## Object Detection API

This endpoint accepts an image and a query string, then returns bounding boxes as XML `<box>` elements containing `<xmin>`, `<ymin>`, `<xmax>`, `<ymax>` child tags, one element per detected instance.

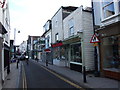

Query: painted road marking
<box><xmin>40</xmin><ymin>65</ymin><xmax>85</xmax><ymax>90</ymax></box>
<box><xmin>22</xmin><ymin>63</ymin><xmax>27</xmax><ymax>90</ymax></box>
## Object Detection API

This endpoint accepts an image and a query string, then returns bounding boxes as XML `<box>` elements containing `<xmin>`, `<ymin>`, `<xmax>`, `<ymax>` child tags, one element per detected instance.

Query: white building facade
<box><xmin>51</xmin><ymin>6</ymin><xmax>78</xmax><ymax>66</ymax></box>
<box><xmin>0</xmin><ymin>0</ymin><xmax>10</xmax><ymax>88</ymax></box>
<box><xmin>19</xmin><ymin>41</ymin><xmax>27</xmax><ymax>53</ymax></box>
<box><xmin>63</xmin><ymin>6</ymin><xmax>94</xmax><ymax>72</ymax></box>
<box><xmin>43</xmin><ymin>20</ymin><xmax>52</xmax><ymax>64</ymax></box>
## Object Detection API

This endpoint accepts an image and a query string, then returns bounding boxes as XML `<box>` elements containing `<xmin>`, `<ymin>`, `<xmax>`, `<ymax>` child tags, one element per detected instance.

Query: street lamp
<box><xmin>14</xmin><ymin>28</ymin><xmax>20</xmax><ymax>58</ymax></box>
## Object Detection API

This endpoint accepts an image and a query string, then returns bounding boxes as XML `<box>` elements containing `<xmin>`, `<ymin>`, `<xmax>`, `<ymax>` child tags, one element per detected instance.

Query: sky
<box><xmin>9</xmin><ymin>0</ymin><xmax>91</xmax><ymax>45</ymax></box>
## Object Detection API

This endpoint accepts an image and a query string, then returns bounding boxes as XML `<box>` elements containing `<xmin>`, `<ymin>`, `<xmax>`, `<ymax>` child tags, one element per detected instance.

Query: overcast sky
<box><xmin>9</xmin><ymin>0</ymin><xmax>91</xmax><ymax>45</ymax></box>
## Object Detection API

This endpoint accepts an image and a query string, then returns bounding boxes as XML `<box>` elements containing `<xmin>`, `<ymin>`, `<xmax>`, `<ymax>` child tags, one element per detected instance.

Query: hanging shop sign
<box><xmin>44</xmin><ymin>49</ymin><xmax>51</xmax><ymax>52</ymax></box>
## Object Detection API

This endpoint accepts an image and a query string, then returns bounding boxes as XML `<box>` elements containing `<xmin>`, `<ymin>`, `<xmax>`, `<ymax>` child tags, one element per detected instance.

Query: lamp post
<box><xmin>14</xmin><ymin>28</ymin><xmax>20</xmax><ymax>58</ymax></box>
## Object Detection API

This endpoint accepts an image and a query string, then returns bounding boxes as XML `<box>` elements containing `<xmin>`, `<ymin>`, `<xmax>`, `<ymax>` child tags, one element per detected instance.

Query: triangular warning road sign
<box><xmin>90</xmin><ymin>34</ymin><xmax>100</xmax><ymax>43</ymax></box>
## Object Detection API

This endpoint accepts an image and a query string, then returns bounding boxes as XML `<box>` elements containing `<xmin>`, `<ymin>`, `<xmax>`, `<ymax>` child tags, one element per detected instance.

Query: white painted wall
<box><xmin>0</xmin><ymin>8</ymin><xmax>2</xmax><ymax>23</ymax></box>
<box><xmin>51</xmin><ymin>7</ymin><xmax>63</xmax><ymax>43</ymax></box>
<box><xmin>92</xmin><ymin>0</ymin><xmax>101</xmax><ymax>26</ymax></box>
<box><xmin>63</xmin><ymin>6</ymin><xmax>83</xmax><ymax>39</ymax></box>
<box><xmin>82</xmin><ymin>11</ymin><xmax>94</xmax><ymax>70</ymax></box>
<box><xmin>63</xmin><ymin>6</ymin><xmax>94</xmax><ymax>71</ymax></box>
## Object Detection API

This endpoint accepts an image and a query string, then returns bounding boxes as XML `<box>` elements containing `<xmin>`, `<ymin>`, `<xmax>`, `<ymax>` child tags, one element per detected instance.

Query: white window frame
<box><xmin>68</xmin><ymin>18</ymin><xmax>74</xmax><ymax>36</ymax></box>
<box><xmin>102</xmin><ymin>0</ymin><xmax>115</xmax><ymax>19</ymax></box>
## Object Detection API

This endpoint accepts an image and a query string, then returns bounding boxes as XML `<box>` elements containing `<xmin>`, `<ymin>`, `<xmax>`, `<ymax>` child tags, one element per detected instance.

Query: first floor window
<box><xmin>55</xmin><ymin>33</ymin><xmax>58</xmax><ymax>42</ymax></box>
<box><xmin>69</xmin><ymin>18</ymin><xmax>74</xmax><ymax>36</ymax></box>
<box><xmin>69</xmin><ymin>27</ymin><xmax>74</xmax><ymax>36</ymax></box>
<box><xmin>102</xmin><ymin>0</ymin><xmax>115</xmax><ymax>18</ymax></box>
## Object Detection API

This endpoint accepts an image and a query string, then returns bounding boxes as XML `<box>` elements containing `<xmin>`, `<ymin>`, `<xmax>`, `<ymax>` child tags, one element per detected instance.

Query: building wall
<box><xmin>63</xmin><ymin>6</ymin><xmax>83</xmax><ymax>39</ymax></box>
<box><xmin>51</xmin><ymin>8</ymin><xmax>63</xmax><ymax>43</ymax></box>
<box><xmin>0</xmin><ymin>5</ymin><xmax>3</xmax><ymax>89</ymax></box>
<box><xmin>82</xmin><ymin>11</ymin><xmax>94</xmax><ymax>70</ymax></box>
<box><xmin>0</xmin><ymin>8</ymin><xmax>2</xmax><ymax>23</ymax></box>
<box><xmin>0</xmin><ymin>0</ymin><xmax>11</xmax><ymax>87</ymax></box>
<box><xmin>63</xmin><ymin>6</ymin><xmax>94</xmax><ymax>71</ymax></box>
<box><xmin>92</xmin><ymin>0</ymin><xmax>101</xmax><ymax>26</ymax></box>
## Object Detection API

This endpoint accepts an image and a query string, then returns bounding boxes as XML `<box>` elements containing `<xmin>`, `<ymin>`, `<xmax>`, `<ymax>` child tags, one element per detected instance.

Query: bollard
<box><xmin>17</xmin><ymin>61</ymin><xmax>18</xmax><ymax>69</ymax></box>
<box><xmin>83</xmin><ymin>66</ymin><xmax>87</xmax><ymax>83</ymax></box>
<box><xmin>16</xmin><ymin>60</ymin><xmax>19</xmax><ymax>69</ymax></box>
<box><xmin>46</xmin><ymin>60</ymin><xmax>48</xmax><ymax>66</ymax></box>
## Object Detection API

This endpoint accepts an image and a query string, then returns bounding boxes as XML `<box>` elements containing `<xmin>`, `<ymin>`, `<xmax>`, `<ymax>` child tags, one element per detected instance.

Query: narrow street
<box><xmin>19</xmin><ymin>60</ymin><xmax>83</xmax><ymax>89</ymax></box>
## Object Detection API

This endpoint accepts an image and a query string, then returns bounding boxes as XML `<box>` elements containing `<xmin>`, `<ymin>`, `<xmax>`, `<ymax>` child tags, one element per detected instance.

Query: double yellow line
<box><xmin>22</xmin><ymin>63</ymin><xmax>27</xmax><ymax>90</ymax></box>
<box><xmin>40</xmin><ymin>65</ymin><xmax>85</xmax><ymax>90</ymax></box>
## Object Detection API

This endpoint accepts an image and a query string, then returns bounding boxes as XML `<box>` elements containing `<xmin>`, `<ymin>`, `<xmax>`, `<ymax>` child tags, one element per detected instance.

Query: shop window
<box><xmin>70</xmin><ymin>43</ymin><xmax>82</xmax><ymax>63</ymax></box>
<box><xmin>102</xmin><ymin>36</ymin><xmax>120</xmax><ymax>70</ymax></box>
<box><xmin>102</xmin><ymin>0</ymin><xmax>115</xmax><ymax>18</ymax></box>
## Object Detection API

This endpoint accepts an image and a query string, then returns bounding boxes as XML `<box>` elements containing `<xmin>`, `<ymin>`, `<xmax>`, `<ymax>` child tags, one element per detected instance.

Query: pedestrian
<box><xmin>26</xmin><ymin>55</ymin><xmax>29</xmax><ymax>65</ymax></box>
<box><xmin>16</xmin><ymin>58</ymin><xmax>19</xmax><ymax>69</ymax></box>
<box><xmin>35</xmin><ymin>57</ymin><xmax>38</xmax><ymax>62</ymax></box>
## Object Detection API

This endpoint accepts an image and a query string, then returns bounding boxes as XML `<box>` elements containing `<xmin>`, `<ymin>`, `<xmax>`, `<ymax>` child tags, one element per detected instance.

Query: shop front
<box><xmin>70</xmin><ymin>42</ymin><xmax>82</xmax><ymax>72</ymax></box>
<box><xmin>52</xmin><ymin>42</ymin><xmax>66</xmax><ymax>66</ymax></box>
<box><xmin>63</xmin><ymin>35</ymin><xmax>82</xmax><ymax>72</ymax></box>
<box><xmin>98</xmin><ymin>22</ymin><xmax>120</xmax><ymax>80</ymax></box>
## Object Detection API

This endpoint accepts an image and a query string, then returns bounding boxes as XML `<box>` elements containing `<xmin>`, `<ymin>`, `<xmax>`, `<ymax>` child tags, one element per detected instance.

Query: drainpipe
<box><xmin>2</xmin><ymin>35</ymin><xmax>5</xmax><ymax>84</ymax></box>
<box><xmin>91</xmin><ymin>1</ymin><xmax>100</xmax><ymax>77</ymax></box>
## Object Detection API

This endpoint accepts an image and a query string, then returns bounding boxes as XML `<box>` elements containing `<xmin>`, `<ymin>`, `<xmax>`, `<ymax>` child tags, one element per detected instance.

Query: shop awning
<box><xmin>63</xmin><ymin>35</ymin><xmax>81</xmax><ymax>45</ymax></box>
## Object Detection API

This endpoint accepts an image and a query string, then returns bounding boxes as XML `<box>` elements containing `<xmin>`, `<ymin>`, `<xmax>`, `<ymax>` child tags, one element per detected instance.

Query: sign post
<box><xmin>90</xmin><ymin>33</ymin><xmax>100</xmax><ymax>77</ymax></box>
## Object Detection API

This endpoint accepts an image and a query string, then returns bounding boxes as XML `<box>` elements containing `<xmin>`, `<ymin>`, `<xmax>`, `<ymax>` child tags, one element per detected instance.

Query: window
<box><xmin>102</xmin><ymin>36</ymin><xmax>120</xmax><ymax>70</ymax></box>
<box><xmin>70</xmin><ymin>43</ymin><xmax>82</xmax><ymax>63</ymax></box>
<box><xmin>118</xmin><ymin>0</ymin><xmax>120</xmax><ymax>12</ymax></box>
<box><xmin>55</xmin><ymin>33</ymin><xmax>58</xmax><ymax>42</ymax></box>
<box><xmin>102</xmin><ymin>0</ymin><xmax>115</xmax><ymax>18</ymax></box>
<box><xmin>47</xmin><ymin>36</ymin><xmax>50</xmax><ymax>48</ymax></box>
<box><xmin>69</xmin><ymin>18</ymin><xmax>74</xmax><ymax>36</ymax></box>
<box><xmin>55</xmin><ymin>18</ymin><xmax>58</xmax><ymax>27</ymax></box>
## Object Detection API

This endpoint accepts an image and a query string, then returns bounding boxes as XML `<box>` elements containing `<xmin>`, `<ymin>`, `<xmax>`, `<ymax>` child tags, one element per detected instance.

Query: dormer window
<box><xmin>102</xmin><ymin>0</ymin><xmax>115</xmax><ymax>18</ymax></box>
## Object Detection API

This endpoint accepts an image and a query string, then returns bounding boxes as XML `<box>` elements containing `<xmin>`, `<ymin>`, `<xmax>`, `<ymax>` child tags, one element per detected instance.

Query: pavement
<box><xmin>1</xmin><ymin>61</ymin><xmax>21</xmax><ymax>89</ymax></box>
<box><xmin>1</xmin><ymin>59</ymin><xmax>120</xmax><ymax>89</ymax></box>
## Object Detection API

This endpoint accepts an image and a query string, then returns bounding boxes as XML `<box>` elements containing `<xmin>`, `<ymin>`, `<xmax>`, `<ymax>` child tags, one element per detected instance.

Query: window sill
<box><xmin>103</xmin><ymin>68</ymin><xmax>120</xmax><ymax>73</ymax></box>
<box><xmin>101</xmin><ymin>14</ymin><xmax>120</xmax><ymax>23</ymax></box>
<box><xmin>70</xmin><ymin>61</ymin><xmax>82</xmax><ymax>65</ymax></box>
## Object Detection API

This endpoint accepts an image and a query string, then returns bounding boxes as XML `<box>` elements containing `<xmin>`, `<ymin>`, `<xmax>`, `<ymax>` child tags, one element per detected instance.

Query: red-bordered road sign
<box><xmin>0</xmin><ymin>0</ymin><xmax>6</xmax><ymax>8</ymax></box>
<box><xmin>90</xmin><ymin>34</ymin><xmax>100</xmax><ymax>43</ymax></box>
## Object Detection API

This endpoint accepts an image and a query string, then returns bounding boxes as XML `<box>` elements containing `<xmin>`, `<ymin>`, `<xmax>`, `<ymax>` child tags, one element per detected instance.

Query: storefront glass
<box><xmin>70</xmin><ymin>43</ymin><xmax>82</xmax><ymax>63</ymax></box>
<box><xmin>102</xmin><ymin>36</ymin><xmax>120</xmax><ymax>70</ymax></box>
